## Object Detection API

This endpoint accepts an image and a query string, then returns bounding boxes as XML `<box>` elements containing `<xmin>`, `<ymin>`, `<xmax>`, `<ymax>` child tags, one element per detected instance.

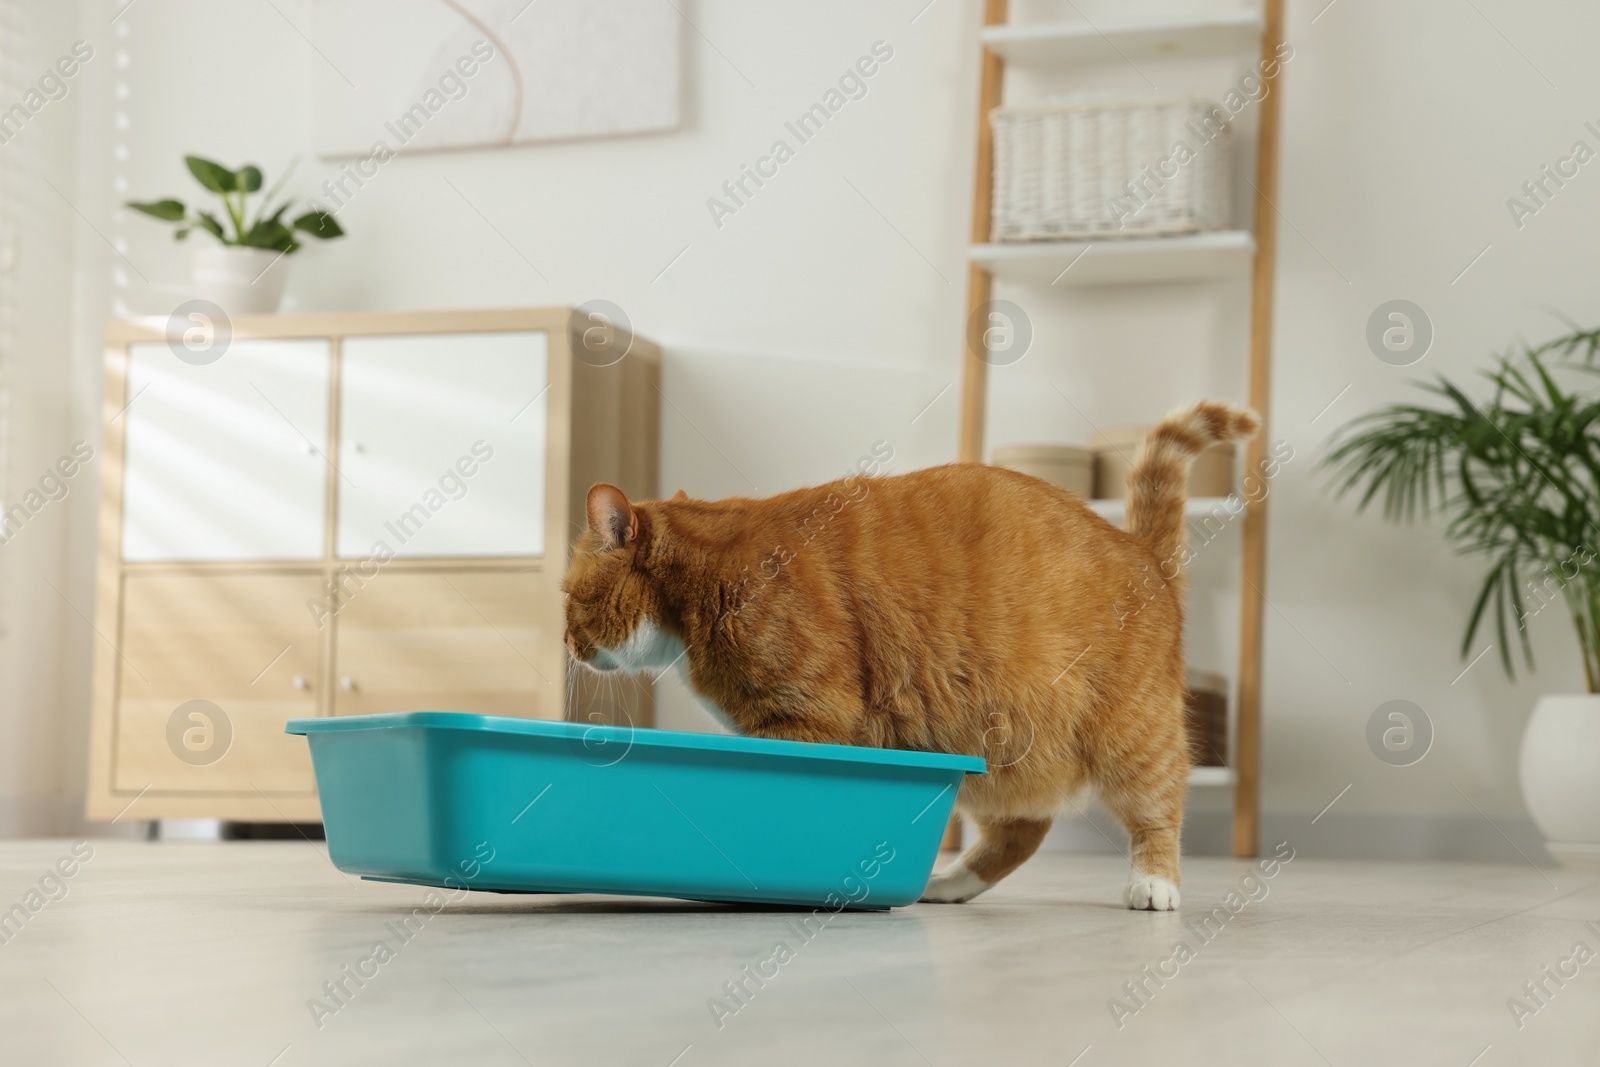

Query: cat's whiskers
<box><xmin>563</xmin><ymin>649</ymin><xmax>579</xmax><ymax>722</ymax></box>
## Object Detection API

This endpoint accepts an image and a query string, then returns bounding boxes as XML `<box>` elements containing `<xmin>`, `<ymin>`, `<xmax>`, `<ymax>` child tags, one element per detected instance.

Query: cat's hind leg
<box><xmin>919</xmin><ymin>815</ymin><xmax>1052</xmax><ymax>903</ymax></box>
<box><xmin>1097</xmin><ymin>740</ymin><xmax>1187</xmax><ymax>911</ymax></box>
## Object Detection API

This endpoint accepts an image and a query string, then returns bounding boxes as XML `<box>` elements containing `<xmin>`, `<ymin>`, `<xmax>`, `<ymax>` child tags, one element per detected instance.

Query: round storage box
<box><xmin>1090</xmin><ymin>426</ymin><xmax>1235</xmax><ymax>500</ymax></box>
<box><xmin>991</xmin><ymin>444</ymin><xmax>1094</xmax><ymax>498</ymax></box>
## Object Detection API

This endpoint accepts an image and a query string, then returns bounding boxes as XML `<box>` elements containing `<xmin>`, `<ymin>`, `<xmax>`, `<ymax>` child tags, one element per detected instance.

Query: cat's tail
<box><xmin>1125</xmin><ymin>400</ymin><xmax>1262</xmax><ymax>570</ymax></box>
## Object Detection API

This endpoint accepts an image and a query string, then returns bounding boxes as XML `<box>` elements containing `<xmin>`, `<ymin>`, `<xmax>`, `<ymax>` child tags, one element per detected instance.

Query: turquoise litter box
<box><xmin>286</xmin><ymin>712</ymin><xmax>985</xmax><ymax>909</ymax></box>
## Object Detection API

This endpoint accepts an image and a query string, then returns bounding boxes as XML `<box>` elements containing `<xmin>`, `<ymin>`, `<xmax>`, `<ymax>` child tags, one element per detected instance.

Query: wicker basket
<box><xmin>990</xmin><ymin>97</ymin><xmax>1232</xmax><ymax>241</ymax></box>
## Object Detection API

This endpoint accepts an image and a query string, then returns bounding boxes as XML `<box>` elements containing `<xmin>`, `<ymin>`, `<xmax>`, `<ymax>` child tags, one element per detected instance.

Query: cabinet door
<box><xmin>331</xmin><ymin>571</ymin><xmax>557</xmax><ymax>718</ymax></box>
<box><xmin>122</xmin><ymin>339</ymin><xmax>330</xmax><ymax>562</ymax></box>
<box><xmin>114</xmin><ymin>573</ymin><xmax>324</xmax><ymax>794</ymax></box>
<box><xmin>336</xmin><ymin>332</ymin><xmax>547</xmax><ymax>559</ymax></box>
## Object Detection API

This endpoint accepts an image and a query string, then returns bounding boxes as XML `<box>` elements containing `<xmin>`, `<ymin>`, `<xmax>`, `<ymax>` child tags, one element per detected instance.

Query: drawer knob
<box><xmin>340</xmin><ymin>676</ymin><xmax>357</xmax><ymax>691</ymax></box>
<box><xmin>292</xmin><ymin>675</ymin><xmax>310</xmax><ymax>691</ymax></box>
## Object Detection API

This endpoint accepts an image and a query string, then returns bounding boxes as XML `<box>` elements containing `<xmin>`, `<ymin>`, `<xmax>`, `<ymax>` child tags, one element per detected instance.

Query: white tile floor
<box><xmin>1</xmin><ymin>841</ymin><xmax>1596</xmax><ymax>1066</ymax></box>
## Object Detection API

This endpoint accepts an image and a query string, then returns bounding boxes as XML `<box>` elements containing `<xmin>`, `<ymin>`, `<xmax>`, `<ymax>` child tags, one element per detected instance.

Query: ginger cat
<box><xmin>563</xmin><ymin>400</ymin><xmax>1260</xmax><ymax>910</ymax></box>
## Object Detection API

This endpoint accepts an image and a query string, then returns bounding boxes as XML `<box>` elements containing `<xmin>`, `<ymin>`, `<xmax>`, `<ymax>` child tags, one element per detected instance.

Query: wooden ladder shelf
<box><xmin>953</xmin><ymin>0</ymin><xmax>1285</xmax><ymax>858</ymax></box>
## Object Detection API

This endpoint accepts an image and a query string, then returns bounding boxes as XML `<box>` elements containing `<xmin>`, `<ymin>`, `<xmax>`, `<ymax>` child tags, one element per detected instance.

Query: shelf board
<box><xmin>970</xmin><ymin>231</ymin><xmax>1254</xmax><ymax>287</ymax></box>
<box><xmin>1188</xmin><ymin>765</ymin><xmax>1236</xmax><ymax>788</ymax></box>
<box><xmin>982</xmin><ymin>12</ymin><xmax>1263</xmax><ymax>67</ymax></box>
<box><xmin>1086</xmin><ymin>496</ymin><xmax>1239</xmax><ymax>524</ymax></box>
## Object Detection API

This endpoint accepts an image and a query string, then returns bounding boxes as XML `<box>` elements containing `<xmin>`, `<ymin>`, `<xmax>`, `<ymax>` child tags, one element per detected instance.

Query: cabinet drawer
<box><xmin>114</xmin><ymin>573</ymin><xmax>323</xmax><ymax>794</ymax></box>
<box><xmin>332</xmin><ymin>571</ymin><xmax>557</xmax><ymax>718</ymax></box>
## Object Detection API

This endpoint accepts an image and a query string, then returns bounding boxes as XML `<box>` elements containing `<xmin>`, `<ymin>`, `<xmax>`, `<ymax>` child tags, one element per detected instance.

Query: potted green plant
<box><xmin>1324</xmin><ymin>326</ymin><xmax>1600</xmax><ymax>867</ymax></box>
<box><xmin>127</xmin><ymin>156</ymin><xmax>343</xmax><ymax>314</ymax></box>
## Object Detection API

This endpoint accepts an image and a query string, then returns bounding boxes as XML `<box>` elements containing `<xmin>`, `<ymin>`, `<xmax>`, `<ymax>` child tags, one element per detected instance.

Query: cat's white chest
<box><xmin>600</xmin><ymin>619</ymin><xmax>684</xmax><ymax>672</ymax></box>
<box><xmin>599</xmin><ymin>620</ymin><xmax>738</xmax><ymax>731</ymax></box>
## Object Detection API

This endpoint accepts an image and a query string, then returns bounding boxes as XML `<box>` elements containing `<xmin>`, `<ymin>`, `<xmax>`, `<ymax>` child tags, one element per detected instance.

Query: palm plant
<box><xmin>1323</xmin><ymin>326</ymin><xmax>1600</xmax><ymax>691</ymax></box>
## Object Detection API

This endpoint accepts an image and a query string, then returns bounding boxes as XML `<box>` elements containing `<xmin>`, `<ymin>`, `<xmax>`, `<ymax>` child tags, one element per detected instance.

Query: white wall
<box><xmin>4</xmin><ymin>0</ymin><xmax>1593</xmax><ymax>857</ymax></box>
<box><xmin>0</xmin><ymin>0</ymin><xmax>98</xmax><ymax>837</ymax></box>
<box><xmin>1250</xmin><ymin>0</ymin><xmax>1600</xmax><ymax>858</ymax></box>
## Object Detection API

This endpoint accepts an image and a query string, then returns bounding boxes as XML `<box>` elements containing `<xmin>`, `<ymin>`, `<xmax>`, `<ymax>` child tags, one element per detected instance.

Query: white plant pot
<box><xmin>1520</xmin><ymin>694</ymin><xmax>1600</xmax><ymax>869</ymax></box>
<box><xmin>190</xmin><ymin>245</ymin><xmax>289</xmax><ymax>315</ymax></box>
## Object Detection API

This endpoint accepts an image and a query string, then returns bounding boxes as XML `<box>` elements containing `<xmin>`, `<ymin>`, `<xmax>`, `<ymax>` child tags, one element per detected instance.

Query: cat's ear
<box><xmin>671</xmin><ymin>489</ymin><xmax>688</xmax><ymax>502</ymax></box>
<box><xmin>586</xmin><ymin>483</ymin><xmax>637</xmax><ymax>550</ymax></box>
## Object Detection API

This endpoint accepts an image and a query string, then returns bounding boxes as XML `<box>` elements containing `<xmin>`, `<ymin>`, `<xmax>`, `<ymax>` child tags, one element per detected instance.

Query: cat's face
<box><xmin>562</xmin><ymin>484</ymin><xmax>678</xmax><ymax>674</ymax></box>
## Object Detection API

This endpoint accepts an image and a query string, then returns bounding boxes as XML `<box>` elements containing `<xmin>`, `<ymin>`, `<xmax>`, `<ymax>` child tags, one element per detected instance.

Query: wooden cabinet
<box><xmin>86</xmin><ymin>309</ymin><xmax>659</xmax><ymax>822</ymax></box>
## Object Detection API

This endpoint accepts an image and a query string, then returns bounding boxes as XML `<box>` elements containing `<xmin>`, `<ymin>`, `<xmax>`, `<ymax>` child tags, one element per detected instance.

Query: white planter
<box><xmin>1520</xmin><ymin>694</ymin><xmax>1600</xmax><ymax>869</ymax></box>
<box><xmin>190</xmin><ymin>245</ymin><xmax>289</xmax><ymax>314</ymax></box>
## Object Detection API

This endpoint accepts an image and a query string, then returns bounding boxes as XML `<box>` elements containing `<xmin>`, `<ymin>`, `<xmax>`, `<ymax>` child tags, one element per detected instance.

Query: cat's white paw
<box><xmin>1124</xmin><ymin>874</ymin><xmax>1180</xmax><ymax>911</ymax></box>
<box><xmin>919</xmin><ymin>862</ymin><xmax>991</xmax><ymax>904</ymax></box>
